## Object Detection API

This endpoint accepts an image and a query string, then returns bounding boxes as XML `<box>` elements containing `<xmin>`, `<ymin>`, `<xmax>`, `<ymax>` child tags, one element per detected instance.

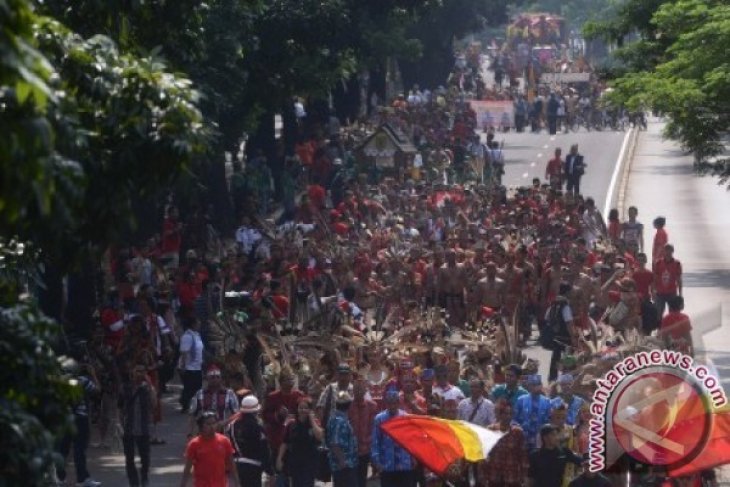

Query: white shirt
<box><xmin>179</xmin><ymin>329</ymin><xmax>204</xmax><ymax>371</ymax></box>
<box><xmin>235</xmin><ymin>226</ymin><xmax>262</xmax><ymax>254</ymax></box>
<box><xmin>433</xmin><ymin>384</ymin><xmax>466</xmax><ymax>403</ymax></box>
<box><xmin>457</xmin><ymin>397</ymin><xmax>496</xmax><ymax>427</ymax></box>
<box><xmin>413</xmin><ymin>153</ymin><xmax>423</xmax><ymax>168</ymax></box>
<box><xmin>294</xmin><ymin>101</ymin><xmax>306</xmax><ymax>118</ymax></box>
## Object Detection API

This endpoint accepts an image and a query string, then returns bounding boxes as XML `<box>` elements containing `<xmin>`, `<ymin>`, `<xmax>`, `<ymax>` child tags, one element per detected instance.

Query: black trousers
<box><xmin>549</xmin><ymin>346</ymin><xmax>565</xmax><ymax>383</ymax></box>
<box><xmin>123</xmin><ymin>435</ymin><xmax>150</xmax><ymax>486</ymax></box>
<box><xmin>566</xmin><ymin>175</ymin><xmax>581</xmax><ymax>196</ymax></box>
<box><xmin>179</xmin><ymin>370</ymin><xmax>202</xmax><ymax>411</ymax></box>
<box><xmin>57</xmin><ymin>414</ymin><xmax>91</xmax><ymax>482</ymax></box>
<box><xmin>381</xmin><ymin>470</ymin><xmax>416</xmax><ymax>487</ymax></box>
<box><xmin>332</xmin><ymin>467</ymin><xmax>357</xmax><ymax>487</ymax></box>
<box><xmin>356</xmin><ymin>454</ymin><xmax>370</xmax><ymax>487</ymax></box>
<box><xmin>547</xmin><ymin>115</ymin><xmax>557</xmax><ymax>134</ymax></box>
<box><xmin>236</xmin><ymin>463</ymin><xmax>263</xmax><ymax>487</ymax></box>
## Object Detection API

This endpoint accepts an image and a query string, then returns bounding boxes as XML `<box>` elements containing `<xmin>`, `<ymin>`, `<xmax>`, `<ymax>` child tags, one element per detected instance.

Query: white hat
<box><xmin>240</xmin><ymin>395</ymin><xmax>261</xmax><ymax>413</ymax></box>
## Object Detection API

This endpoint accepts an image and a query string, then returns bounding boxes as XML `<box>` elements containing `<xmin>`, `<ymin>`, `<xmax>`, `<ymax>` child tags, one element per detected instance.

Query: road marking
<box><xmin>603</xmin><ymin>130</ymin><xmax>633</xmax><ymax>219</ymax></box>
<box><xmin>549</xmin><ymin>137</ymin><xmax>556</xmax><ymax>141</ymax></box>
<box><xmin>530</xmin><ymin>163</ymin><xmax>536</xmax><ymax>167</ymax></box>
<box><xmin>522</xmin><ymin>172</ymin><xmax>529</xmax><ymax>178</ymax></box>
<box><xmin>543</xmin><ymin>144</ymin><xmax>549</xmax><ymax>148</ymax></box>
<box><xmin>537</xmin><ymin>153</ymin><xmax>543</xmax><ymax>157</ymax></box>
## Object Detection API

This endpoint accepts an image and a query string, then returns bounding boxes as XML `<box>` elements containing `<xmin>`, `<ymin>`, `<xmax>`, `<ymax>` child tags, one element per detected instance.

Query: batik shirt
<box><xmin>326</xmin><ymin>410</ymin><xmax>358</xmax><ymax>471</ymax></box>
<box><xmin>551</xmin><ymin>395</ymin><xmax>585</xmax><ymax>426</ymax></box>
<box><xmin>371</xmin><ymin>409</ymin><xmax>414</xmax><ymax>472</ymax></box>
<box><xmin>514</xmin><ymin>393</ymin><xmax>553</xmax><ymax>450</ymax></box>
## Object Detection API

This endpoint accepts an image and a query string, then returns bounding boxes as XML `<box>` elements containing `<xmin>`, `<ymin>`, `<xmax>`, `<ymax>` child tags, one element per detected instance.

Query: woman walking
<box><xmin>276</xmin><ymin>397</ymin><xmax>324</xmax><ymax>487</ymax></box>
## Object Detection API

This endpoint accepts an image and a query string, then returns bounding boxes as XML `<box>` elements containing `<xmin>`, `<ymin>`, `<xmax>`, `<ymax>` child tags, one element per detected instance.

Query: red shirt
<box><xmin>101</xmin><ymin>308</ymin><xmax>124</xmax><ymax>349</ymax></box>
<box><xmin>632</xmin><ymin>268</ymin><xmax>654</xmax><ymax>300</ymax></box>
<box><xmin>661</xmin><ymin>311</ymin><xmax>692</xmax><ymax>340</ymax></box>
<box><xmin>653</xmin><ymin>228</ymin><xmax>668</xmax><ymax>262</ymax></box>
<box><xmin>308</xmin><ymin>185</ymin><xmax>326</xmax><ymax>209</ymax></box>
<box><xmin>348</xmin><ymin>398</ymin><xmax>379</xmax><ymax>455</ymax></box>
<box><xmin>177</xmin><ymin>281</ymin><xmax>201</xmax><ymax>310</ymax></box>
<box><xmin>270</xmin><ymin>294</ymin><xmax>289</xmax><ymax>319</ymax></box>
<box><xmin>296</xmin><ymin>141</ymin><xmax>314</xmax><ymax>166</ymax></box>
<box><xmin>184</xmin><ymin>433</ymin><xmax>235</xmax><ymax>487</ymax></box>
<box><xmin>332</xmin><ymin>222</ymin><xmax>349</xmax><ymax>236</ymax></box>
<box><xmin>653</xmin><ymin>258</ymin><xmax>682</xmax><ymax>295</ymax></box>
<box><xmin>263</xmin><ymin>389</ymin><xmax>305</xmax><ymax>452</ymax></box>
<box><xmin>161</xmin><ymin>217</ymin><xmax>181</xmax><ymax>253</ymax></box>
<box><xmin>545</xmin><ymin>157</ymin><xmax>562</xmax><ymax>179</ymax></box>
<box><xmin>608</xmin><ymin>221</ymin><xmax>621</xmax><ymax>241</ymax></box>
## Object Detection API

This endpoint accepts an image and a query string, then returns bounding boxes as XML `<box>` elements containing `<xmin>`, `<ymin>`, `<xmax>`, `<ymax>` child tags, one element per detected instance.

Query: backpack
<box><xmin>540</xmin><ymin>301</ymin><xmax>568</xmax><ymax>351</ymax></box>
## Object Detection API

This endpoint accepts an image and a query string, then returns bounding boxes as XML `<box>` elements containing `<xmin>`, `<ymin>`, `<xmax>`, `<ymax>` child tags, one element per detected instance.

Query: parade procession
<box><xmin>2</xmin><ymin>1</ymin><xmax>729</xmax><ymax>487</ymax></box>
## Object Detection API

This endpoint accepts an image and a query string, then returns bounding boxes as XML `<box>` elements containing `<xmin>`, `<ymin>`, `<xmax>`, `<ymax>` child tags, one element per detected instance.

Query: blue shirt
<box><xmin>371</xmin><ymin>409</ymin><xmax>414</xmax><ymax>472</ymax></box>
<box><xmin>326</xmin><ymin>410</ymin><xmax>358</xmax><ymax>471</ymax></box>
<box><xmin>490</xmin><ymin>383</ymin><xmax>528</xmax><ymax>410</ymax></box>
<box><xmin>551</xmin><ymin>395</ymin><xmax>584</xmax><ymax>426</ymax></box>
<box><xmin>514</xmin><ymin>393</ymin><xmax>553</xmax><ymax>450</ymax></box>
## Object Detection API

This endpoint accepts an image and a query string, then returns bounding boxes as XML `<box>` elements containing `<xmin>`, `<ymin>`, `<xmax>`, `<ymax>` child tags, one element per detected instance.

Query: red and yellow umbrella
<box><xmin>380</xmin><ymin>415</ymin><xmax>505</xmax><ymax>477</ymax></box>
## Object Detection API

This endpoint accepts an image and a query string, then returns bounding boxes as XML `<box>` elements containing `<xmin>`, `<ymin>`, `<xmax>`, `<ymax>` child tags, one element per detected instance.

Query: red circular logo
<box><xmin>611</xmin><ymin>370</ymin><xmax>711</xmax><ymax>467</ymax></box>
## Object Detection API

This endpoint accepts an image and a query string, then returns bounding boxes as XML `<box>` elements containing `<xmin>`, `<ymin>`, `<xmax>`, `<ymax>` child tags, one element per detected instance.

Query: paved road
<box><xmin>498</xmin><ymin>128</ymin><xmax>628</xmax><ymax>212</ymax></box>
<box><xmin>496</xmin><ymin>127</ymin><xmax>629</xmax><ymax>378</ymax></box>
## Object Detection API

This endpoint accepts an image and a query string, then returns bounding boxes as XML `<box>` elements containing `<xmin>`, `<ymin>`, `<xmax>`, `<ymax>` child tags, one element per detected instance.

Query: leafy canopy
<box><xmin>587</xmin><ymin>0</ymin><xmax>730</xmax><ymax>184</ymax></box>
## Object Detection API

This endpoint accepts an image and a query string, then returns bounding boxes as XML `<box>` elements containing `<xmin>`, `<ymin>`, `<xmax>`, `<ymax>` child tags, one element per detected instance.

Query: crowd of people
<box><xmin>52</xmin><ymin>67</ymin><xmax>699</xmax><ymax>487</ymax></box>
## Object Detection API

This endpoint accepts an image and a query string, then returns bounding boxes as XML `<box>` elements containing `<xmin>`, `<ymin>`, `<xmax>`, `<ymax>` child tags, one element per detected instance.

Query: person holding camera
<box><xmin>276</xmin><ymin>396</ymin><xmax>324</xmax><ymax>487</ymax></box>
<box><xmin>263</xmin><ymin>369</ymin><xmax>304</xmax><ymax>487</ymax></box>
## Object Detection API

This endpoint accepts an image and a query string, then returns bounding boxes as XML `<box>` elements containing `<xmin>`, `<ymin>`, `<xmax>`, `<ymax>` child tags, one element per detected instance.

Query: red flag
<box><xmin>668</xmin><ymin>407</ymin><xmax>730</xmax><ymax>478</ymax></box>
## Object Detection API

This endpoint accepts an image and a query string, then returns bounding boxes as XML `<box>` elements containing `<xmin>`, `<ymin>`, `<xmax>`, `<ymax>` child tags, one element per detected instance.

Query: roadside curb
<box><xmin>616</xmin><ymin>127</ymin><xmax>640</xmax><ymax>218</ymax></box>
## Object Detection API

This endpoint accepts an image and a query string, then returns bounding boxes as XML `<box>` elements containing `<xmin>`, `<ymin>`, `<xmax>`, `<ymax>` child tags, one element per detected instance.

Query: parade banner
<box><xmin>540</xmin><ymin>72</ymin><xmax>591</xmax><ymax>84</ymax></box>
<box><xmin>470</xmin><ymin>100</ymin><xmax>514</xmax><ymax>130</ymax></box>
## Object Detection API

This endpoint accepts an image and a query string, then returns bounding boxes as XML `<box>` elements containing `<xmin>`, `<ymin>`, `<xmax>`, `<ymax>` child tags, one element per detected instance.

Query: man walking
<box><xmin>490</xmin><ymin>364</ymin><xmax>528</xmax><ymax>410</ymax></box>
<box><xmin>327</xmin><ymin>391</ymin><xmax>358</xmax><ymax>487</ymax></box>
<box><xmin>188</xmin><ymin>365</ymin><xmax>239</xmax><ymax>436</ymax></box>
<box><xmin>514</xmin><ymin>375</ymin><xmax>553</xmax><ymax>450</ymax></box>
<box><xmin>528</xmin><ymin>425</ymin><xmax>582</xmax><ymax>487</ymax></box>
<box><xmin>349</xmin><ymin>379</ymin><xmax>378</xmax><ymax>487</ymax></box>
<box><xmin>484</xmin><ymin>399</ymin><xmax>530</xmax><ymax>487</ymax></box>
<box><xmin>564</xmin><ymin>145</ymin><xmax>585</xmax><ymax>196</ymax></box>
<box><xmin>371</xmin><ymin>391</ymin><xmax>416</xmax><ymax>487</ymax></box>
<box><xmin>653</xmin><ymin>243</ymin><xmax>682</xmax><ymax>319</ymax></box>
<box><xmin>457</xmin><ymin>378</ymin><xmax>495</xmax><ymax>427</ymax></box>
<box><xmin>180</xmin><ymin>411</ymin><xmax>240</xmax><ymax>487</ymax></box>
<box><xmin>120</xmin><ymin>365</ymin><xmax>155</xmax><ymax>487</ymax></box>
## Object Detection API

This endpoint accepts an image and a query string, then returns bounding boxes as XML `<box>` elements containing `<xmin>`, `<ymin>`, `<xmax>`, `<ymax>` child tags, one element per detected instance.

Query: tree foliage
<box><xmin>1</xmin><ymin>1</ymin><xmax>207</xmax><ymax>484</ymax></box>
<box><xmin>587</xmin><ymin>0</ymin><xmax>730</xmax><ymax>185</ymax></box>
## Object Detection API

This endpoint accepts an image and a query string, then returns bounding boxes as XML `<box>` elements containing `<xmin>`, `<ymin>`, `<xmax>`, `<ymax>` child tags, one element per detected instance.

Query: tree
<box><xmin>0</xmin><ymin>1</ymin><xmax>206</xmax><ymax>484</ymax></box>
<box><xmin>587</xmin><ymin>0</ymin><xmax>730</xmax><ymax>185</ymax></box>
<box><xmin>403</xmin><ymin>0</ymin><xmax>510</xmax><ymax>88</ymax></box>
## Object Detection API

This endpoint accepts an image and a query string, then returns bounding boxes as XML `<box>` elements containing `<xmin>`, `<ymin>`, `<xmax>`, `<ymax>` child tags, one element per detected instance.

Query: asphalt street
<box><xmin>498</xmin><ymin>127</ymin><xmax>630</xmax><ymax>378</ymax></box>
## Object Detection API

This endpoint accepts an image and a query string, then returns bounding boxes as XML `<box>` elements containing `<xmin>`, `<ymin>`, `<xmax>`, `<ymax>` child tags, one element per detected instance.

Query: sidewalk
<box><xmin>623</xmin><ymin>118</ymin><xmax>730</xmax><ymax>479</ymax></box>
<box><xmin>623</xmin><ymin>118</ymin><xmax>730</xmax><ymax>359</ymax></box>
<box><xmin>86</xmin><ymin>383</ymin><xmax>188</xmax><ymax>487</ymax></box>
